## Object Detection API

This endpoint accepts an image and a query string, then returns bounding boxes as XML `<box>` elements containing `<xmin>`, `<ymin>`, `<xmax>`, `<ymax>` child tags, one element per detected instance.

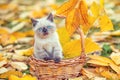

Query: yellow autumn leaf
<box><xmin>101</xmin><ymin>71</ymin><xmax>118</xmax><ymax>79</ymax></box>
<box><xmin>57</xmin><ymin>27</ymin><xmax>70</xmax><ymax>46</ymax></box>
<box><xmin>87</xmin><ymin>59</ymin><xmax>108</xmax><ymax>66</ymax></box>
<box><xmin>100</xmin><ymin>0</ymin><xmax>104</xmax><ymax>8</ymax></box>
<box><xmin>0</xmin><ymin>70</ymin><xmax>22</xmax><ymax>79</ymax></box>
<box><xmin>12</xmin><ymin>32</ymin><xmax>26</xmax><ymax>39</ymax></box>
<box><xmin>0</xmin><ymin>27</ymin><xmax>9</xmax><ymax>35</ymax></box>
<box><xmin>9</xmin><ymin>75</ymin><xmax>20</xmax><ymax>80</ymax></box>
<box><xmin>16</xmin><ymin>47</ymin><xmax>33</xmax><ymax>56</ymax></box>
<box><xmin>110</xmin><ymin>52</ymin><xmax>120</xmax><ymax>65</ymax></box>
<box><xmin>99</xmin><ymin>15</ymin><xmax>114</xmax><ymax>32</ymax></box>
<box><xmin>109</xmin><ymin>63</ymin><xmax>120</xmax><ymax>74</ymax></box>
<box><xmin>9</xmin><ymin>75</ymin><xmax>36</xmax><ymax>80</ymax></box>
<box><xmin>90</xmin><ymin>2</ymin><xmax>100</xmax><ymax>18</ymax></box>
<box><xmin>66</xmin><ymin>8</ymin><xmax>80</xmax><ymax>35</ymax></box>
<box><xmin>63</xmin><ymin>38</ymin><xmax>101</xmax><ymax>58</ymax></box>
<box><xmin>78</xmin><ymin>0</ymin><xmax>90</xmax><ymax>27</ymax></box>
<box><xmin>88</xmin><ymin>55</ymin><xmax>114</xmax><ymax>64</ymax></box>
<box><xmin>0</xmin><ymin>34</ymin><xmax>17</xmax><ymax>46</ymax></box>
<box><xmin>56</xmin><ymin>0</ymin><xmax>78</xmax><ymax>17</ymax></box>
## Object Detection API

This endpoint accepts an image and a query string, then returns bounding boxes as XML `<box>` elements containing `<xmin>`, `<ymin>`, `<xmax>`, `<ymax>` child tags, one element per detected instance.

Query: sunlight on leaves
<box><xmin>99</xmin><ymin>15</ymin><xmax>114</xmax><ymax>32</ymax></box>
<box><xmin>57</xmin><ymin>27</ymin><xmax>70</xmax><ymax>46</ymax></box>
<box><xmin>9</xmin><ymin>75</ymin><xmax>36</xmax><ymax>80</ymax></box>
<box><xmin>56</xmin><ymin>0</ymin><xmax>78</xmax><ymax>17</ymax></box>
<box><xmin>63</xmin><ymin>38</ymin><xmax>101</xmax><ymax>58</ymax></box>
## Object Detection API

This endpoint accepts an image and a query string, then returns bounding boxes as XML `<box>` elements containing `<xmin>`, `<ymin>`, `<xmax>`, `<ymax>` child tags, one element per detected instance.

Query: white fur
<box><xmin>33</xmin><ymin>17</ymin><xmax>63</xmax><ymax>60</ymax></box>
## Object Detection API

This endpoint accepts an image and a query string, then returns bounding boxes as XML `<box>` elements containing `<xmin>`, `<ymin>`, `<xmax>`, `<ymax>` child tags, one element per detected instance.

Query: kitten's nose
<box><xmin>42</xmin><ymin>27</ymin><xmax>47</xmax><ymax>33</ymax></box>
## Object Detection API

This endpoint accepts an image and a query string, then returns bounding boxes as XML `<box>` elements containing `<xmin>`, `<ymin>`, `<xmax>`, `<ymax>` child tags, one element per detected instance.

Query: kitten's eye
<box><xmin>47</xmin><ymin>26</ymin><xmax>52</xmax><ymax>29</ymax></box>
<box><xmin>38</xmin><ymin>28</ymin><xmax>42</xmax><ymax>32</ymax></box>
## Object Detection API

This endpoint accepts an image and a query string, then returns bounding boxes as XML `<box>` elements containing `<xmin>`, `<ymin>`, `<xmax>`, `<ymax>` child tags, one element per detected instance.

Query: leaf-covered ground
<box><xmin>0</xmin><ymin>0</ymin><xmax>120</xmax><ymax>80</ymax></box>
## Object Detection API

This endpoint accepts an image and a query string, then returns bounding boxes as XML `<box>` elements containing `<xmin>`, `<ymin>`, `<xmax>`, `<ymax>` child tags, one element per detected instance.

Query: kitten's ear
<box><xmin>47</xmin><ymin>13</ymin><xmax>53</xmax><ymax>22</ymax></box>
<box><xmin>31</xmin><ymin>18</ymin><xmax>38</xmax><ymax>27</ymax></box>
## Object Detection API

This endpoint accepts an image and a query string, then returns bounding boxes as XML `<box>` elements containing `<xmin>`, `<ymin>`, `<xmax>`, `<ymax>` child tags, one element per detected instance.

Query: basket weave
<box><xmin>28</xmin><ymin>54</ymin><xmax>86</xmax><ymax>80</ymax></box>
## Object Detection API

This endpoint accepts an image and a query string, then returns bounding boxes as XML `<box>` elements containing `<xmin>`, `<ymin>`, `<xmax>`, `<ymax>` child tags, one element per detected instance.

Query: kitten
<box><xmin>31</xmin><ymin>13</ymin><xmax>63</xmax><ymax>63</ymax></box>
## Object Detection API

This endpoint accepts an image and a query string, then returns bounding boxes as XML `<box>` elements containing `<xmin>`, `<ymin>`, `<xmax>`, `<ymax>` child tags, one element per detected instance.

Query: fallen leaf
<box><xmin>0</xmin><ymin>67</ymin><xmax>8</xmax><ymax>74</ymax></box>
<box><xmin>0</xmin><ymin>34</ymin><xmax>17</xmax><ymax>46</ymax></box>
<box><xmin>9</xmin><ymin>75</ymin><xmax>36</xmax><ymax>80</ymax></box>
<box><xmin>15</xmin><ymin>47</ymin><xmax>33</xmax><ymax>56</ymax></box>
<box><xmin>109</xmin><ymin>63</ymin><xmax>120</xmax><ymax>74</ymax></box>
<box><xmin>10</xmin><ymin>62</ymin><xmax>28</xmax><ymax>71</ymax></box>
<box><xmin>101</xmin><ymin>71</ymin><xmax>118</xmax><ymax>79</ymax></box>
<box><xmin>0</xmin><ymin>27</ymin><xmax>9</xmax><ymax>35</ymax></box>
<box><xmin>81</xmin><ymin>68</ymin><xmax>96</xmax><ymax>79</ymax></box>
<box><xmin>88</xmin><ymin>55</ymin><xmax>114</xmax><ymax>64</ymax></box>
<box><xmin>110</xmin><ymin>52</ymin><xmax>120</xmax><ymax>65</ymax></box>
<box><xmin>0</xmin><ymin>60</ymin><xmax>7</xmax><ymax>67</ymax></box>
<box><xmin>0</xmin><ymin>70</ymin><xmax>22</xmax><ymax>79</ymax></box>
<box><xmin>87</xmin><ymin>60</ymin><xmax>108</xmax><ymax>66</ymax></box>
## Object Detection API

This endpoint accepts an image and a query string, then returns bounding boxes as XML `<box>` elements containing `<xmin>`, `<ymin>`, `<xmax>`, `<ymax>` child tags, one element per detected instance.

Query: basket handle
<box><xmin>77</xmin><ymin>27</ymin><xmax>86</xmax><ymax>58</ymax></box>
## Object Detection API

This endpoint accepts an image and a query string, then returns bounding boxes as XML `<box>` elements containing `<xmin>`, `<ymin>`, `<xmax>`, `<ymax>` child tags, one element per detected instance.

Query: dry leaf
<box><xmin>88</xmin><ymin>55</ymin><xmax>114</xmax><ymax>64</ymax></box>
<box><xmin>0</xmin><ymin>67</ymin><xmax>8</xmax><ymax>74</ymax></box>
<box><xmin>0</xmin><ymin>70</ymin><xmax>22</xmax><ymax>78</ymax></box>
<box><xmin>12</xmin><ymin>32</ymin><xmax>26</xmax><ymax>39</ymax></box>
<box><xmin>12</xmin><ymin>54</ymin><xmax>28</xmax><ymax>61</ymax></box>
<box><xmin>0</xmin><ymin>60</ymin><xmax>7</xmax><ymax>67</ymax></box>
<box><xmin>99</xmin><ymin>15</ymin><xmax>114</xmax><ymax>32</ymax></box>
<box><xmin>0</xmin><ymin>34</ymin><xmax>17</xmax><ymax>46</ymax></box>
<box><xmin>109</xmin><ymin>63</ymin><xmax>120</xmax><ymax>74</ymax></box>
<box><xmin>10</xmin><ymin>62</ymin><xmax>28</xmax><ymax>71</ymax></box>
<box><xmin>110</xmin><ymin>52</ymin><xmax>120</xmax><ymax>65</ymax></box>
<box><xmin>101</xmin><ymin>71</ymin><xmax>118</xmax><ymax>79</ymax></box>
<box><xmin>9</xmin><ymin>75</ymin><xmax>36</xmax><ymax>80</ymax></box>
<box><xmin>90</xmin><ymin>2</ymin><xmax>100</xmax><ymax>18</ymax></box>
<box><xmin>0</xmin><ymin>27</ymin><xmax>9</xmax><ymax>35</ymax></box>
<box><xmin>15</xmin><ymin>47</ymin><xmax>33</xmax><ymax>56</ymax></box>
<box><xmin>81</xmin><ymin>68</ymin><xmax>96</xmax><ymax>79</ymax></box>
<box><xmin>87</xmin><ymin>60</ymin><xmax>108</xmax><ymax>66</ymax></box>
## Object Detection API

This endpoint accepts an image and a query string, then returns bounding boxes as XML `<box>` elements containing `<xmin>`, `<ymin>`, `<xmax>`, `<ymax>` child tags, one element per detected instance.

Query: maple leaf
<box><xmin>63</xmin><ymin>38</ymin><xmax>101</xmax><ymax>58</ymax></box>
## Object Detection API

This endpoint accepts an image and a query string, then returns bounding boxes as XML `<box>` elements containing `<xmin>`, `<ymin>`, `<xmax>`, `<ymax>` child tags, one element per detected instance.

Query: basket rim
<box><xmin>29</xmin><ymin>55</ymin><xmax>86</xmax><ymax>66</ymax></box>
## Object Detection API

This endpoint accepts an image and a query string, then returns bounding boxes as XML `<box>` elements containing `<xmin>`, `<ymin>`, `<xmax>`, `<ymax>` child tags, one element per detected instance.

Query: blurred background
<box><xmin>0</xmin><ymin>0</ymin><xmax>119</xmax><ymax>52</ymax></box>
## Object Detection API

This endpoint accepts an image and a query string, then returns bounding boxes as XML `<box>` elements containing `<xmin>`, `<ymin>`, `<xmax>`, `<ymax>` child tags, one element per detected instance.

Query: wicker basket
<box><xmin>28</xmin><ymin>54</ymin><xmax>86</xmax><ymax>80</ymax></box>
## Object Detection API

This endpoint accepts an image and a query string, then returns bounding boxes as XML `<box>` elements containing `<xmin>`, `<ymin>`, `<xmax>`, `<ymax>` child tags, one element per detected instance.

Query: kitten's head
<box><xmin>31</xmin><ymin>13</ymin><xmax>56</xmax><ymax>39</ymax></box>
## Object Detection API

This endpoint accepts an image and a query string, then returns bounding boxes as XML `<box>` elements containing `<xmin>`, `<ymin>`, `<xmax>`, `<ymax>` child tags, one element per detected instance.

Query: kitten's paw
<box><xmin>54</xmin><ymin>57</ymin><xmax>61</xmax><ymax>63</ymax></box>
<box><xmin>43</xmin><ymin>57</ymin><xmax>52</xmax><ymax>61</ymax></box>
